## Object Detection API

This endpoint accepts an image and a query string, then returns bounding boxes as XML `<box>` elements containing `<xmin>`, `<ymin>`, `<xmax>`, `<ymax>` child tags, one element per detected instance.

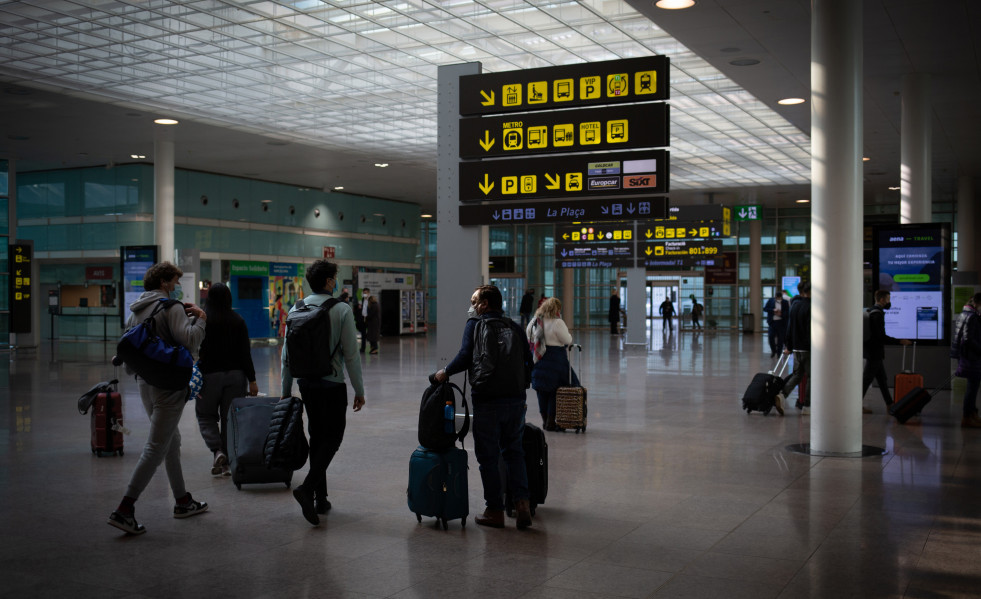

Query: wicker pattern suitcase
<box><xmin>555</xmin><ymin>344</ymin><xmax>587</xmax><ymax>433</ymax></box>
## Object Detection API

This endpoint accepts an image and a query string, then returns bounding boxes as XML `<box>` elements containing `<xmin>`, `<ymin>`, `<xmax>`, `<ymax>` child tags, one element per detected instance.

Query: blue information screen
<box><xmin>120</xmin><ymin>245</ymin><xmax>157</xmax><ymax>326</ymax></box>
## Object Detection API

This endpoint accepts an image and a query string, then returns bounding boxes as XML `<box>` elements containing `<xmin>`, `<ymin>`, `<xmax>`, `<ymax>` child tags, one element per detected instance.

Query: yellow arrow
<box><xmin>480</xmin><ymin>90</ymin><xmax>495</xmax><ymax>106</ymax></box>
<box><xmin>479</xmin><ymin>131</ymin><xmax>495</xmax><ymax>152</ymax></box>
<box><xmin>645</xmin><ymin>229</ymin><xmax>653</xmax><ymax>238</ymax></box>
<box><xmin>562</xmin><ymin>233</ymin><xmax>569</xmax><ymax>240</ymax></box>
<box><xmin>645</xmin><ymin>246</ymin><xmax>653</xmax><ymax>256</ymax></box>
<box><xmin>545</xmin><ymin>173</ymin><xmax>560</xmax><ymax>190</ymax></box>
<box><xmin>478</xmin><ymin>174</ymin><xmax>494</xmax><ymax>195</ymax></box>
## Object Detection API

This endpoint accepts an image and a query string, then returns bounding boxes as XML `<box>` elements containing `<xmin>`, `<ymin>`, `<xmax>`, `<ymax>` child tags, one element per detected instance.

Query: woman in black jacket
<box><xmin>196</xmin><ymin>282</ymin><xmax>258</xmax><ymax>476</ymax></box>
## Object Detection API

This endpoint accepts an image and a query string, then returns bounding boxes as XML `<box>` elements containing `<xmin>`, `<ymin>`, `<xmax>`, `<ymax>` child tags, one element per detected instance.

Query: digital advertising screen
<box><xmin>781</xmin><ymin>276</ymin><xmax>801</xmax><ymax>298</ymax></box>
<box><xmin>120</xmin><ymin>245</ymin><xmax>158</xmax><ymax>326</ymax></box>
<box><xmin>872</xmin><ymin>223</ymin><xmax>951</xmax><ymax>345</ymax></box>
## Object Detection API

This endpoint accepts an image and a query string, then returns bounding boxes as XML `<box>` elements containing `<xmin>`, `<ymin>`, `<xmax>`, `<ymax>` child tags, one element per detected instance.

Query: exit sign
<box><xmin>323</xmin><ymin>246</ymin><xmax>335</xmax><ymax>259</ymax></box>
<box><xmin>734</xmin><ymin>204</ymin><xmax>761</xmax><ymax>221</ymax></box>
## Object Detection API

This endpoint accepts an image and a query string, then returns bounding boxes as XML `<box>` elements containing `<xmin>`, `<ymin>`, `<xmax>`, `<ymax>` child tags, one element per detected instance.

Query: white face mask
<box><xmin>467</xmin><ymin>305</ymin><xmax>477</xmax><ymax>318</ymax></box>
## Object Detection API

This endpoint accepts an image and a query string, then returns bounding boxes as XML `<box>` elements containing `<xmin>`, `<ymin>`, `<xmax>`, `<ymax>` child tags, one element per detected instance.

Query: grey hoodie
<box><xmin>126</xmin><ymin>290</ymin><xmax>207</xmax><ymax>371</ymax></box>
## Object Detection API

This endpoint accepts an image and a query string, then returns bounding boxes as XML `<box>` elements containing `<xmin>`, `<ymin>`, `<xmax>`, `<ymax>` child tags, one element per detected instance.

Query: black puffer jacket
<box><xmin>264</xmin><ymin>397</ymin><xmax>308</xmax><ymax>471</ymax></box>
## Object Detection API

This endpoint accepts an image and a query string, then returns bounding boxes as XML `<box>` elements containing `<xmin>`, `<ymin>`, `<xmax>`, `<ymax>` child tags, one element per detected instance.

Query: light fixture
<box><xmin>862</xmin><ymin>157</ymin><xmax>870</xmax><ymax>162</ymax></box>
<box><xmin>153</xmin><ymin>118</ymin><xmax>178</xmax><ymax>125</ymax></box>
<box><xmin>778</xmin><ymin>98</ymin><xmax>805</xmax><ymax>105</ymax></box>
<box><xmin>796</xmin><ymin>199</ymin><xmax>810</xmax><ymax>204</ymax></box>
<box><xmin>374</xmin><ymin>163</ymin><xmax>389</xmax><ymax>168</ymax></box>
<box><xmin>888</xmin><ymin>186</ymin><xmax>900</xmax><ymax>190</ymax></box>
<box><xmin>655</xmin><ymin>0</ymin><xmax>695</xmax><ymax>8</ymax></box>
<box><xmin>130</xmin><ymin>154</ymin><xmax>145</xmax><ymax>159</ymax></box>
<box><xmin>333</xmin><ymin>186</ymin><xmax>344</xmax><ymax>190</ymax></box>
<box><xmin>421</xmin><ymin>213</ymin><xmax>433</xmax><ymax>218</ymax></box>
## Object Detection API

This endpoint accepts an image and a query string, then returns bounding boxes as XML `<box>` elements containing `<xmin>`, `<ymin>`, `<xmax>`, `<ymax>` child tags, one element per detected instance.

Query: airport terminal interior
<box><xmin>3</xmin><ymin>325</ymin><xmax>980</xmax><ymax>599</ymax></box>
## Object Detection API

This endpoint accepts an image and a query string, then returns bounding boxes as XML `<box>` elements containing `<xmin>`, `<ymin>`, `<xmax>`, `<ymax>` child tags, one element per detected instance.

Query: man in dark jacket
<box><xmin>779</xmin><ymin>282</ymin><xmax>811</xmax><ymax>411</ymax></box>
<box><xmin>434</xmin><ymin>285</ymin><xmax>535</xmax><ymax>530</ymax></box>
<box><xmin>519</xmin><ymin>288</ymin><xmax>535</xmax><ymax>329</ymax></box>
<box><xmin>608</xmin><ymin>289</ymin><xmax>621</xmax><ymax>334</ymax></box>
<box><xmin>764</xmin><ymin>291</ymin><xmax>790</xmax><ymax>357</ymax></box>
<box><xmin>862</xmin><ymin>290</ymin><xmax>911</xmax><ymax>412</ymax></box>
<box><xmin>954</xmin><ymin>293</ymin><xmax>981</xmax><ymax>428</ymax></box>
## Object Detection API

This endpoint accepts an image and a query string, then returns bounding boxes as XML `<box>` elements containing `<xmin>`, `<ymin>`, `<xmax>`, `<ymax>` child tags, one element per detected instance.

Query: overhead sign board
<box><xmin>460</xmin><ymin>55</ymin><xmax>670</xmax><ymax>116</ymax></box>
<box><xmin>459</xmin><ymin>103</ymin><xmax>669</xmax><ymax>159</ymax></box>
<box><xmin>640</xmin><ymin>222</ymin><xmax>725</xmax><ymax>241</ymax></box>
<box><xmin>460</xmin><ymin>150</ymin><xmax>668</xmax><ymax>201</ymax></box>
<box><xmin>9</xmin><ymin>241</ymin><xmax>33</xmax><ymax>334</ymax></box>
<box><xmin>660</xmin><ymin>204</ymin><xmax>729</xmax><ymax>223</ymax></box>
<box><xmin>639</xmin><ymin>239</ymin><xmax>723</xmax><ymax>268</ymax></box>
<box><xmin>556</xmin><ymin>243</ymin><xmax>635</xmax><ymax>269</ymax></box>
<box><xmin>556</xmin><ymin>223</ymin><xmax>634</xmax><ymax>244</ymax></box>
<box><xmin>458</xmin><ymin>197</ymin><xmax>668</xmax><ymax>226</ymax></box>
<box><xmin>734</xmin><ymin>204</ymin><xmax>761</xmax><ymax>221</ymax></box>
<box><xmin>643</xmin><ymin>256</ymin><xmax>729</xmax><ymax>269</ymax></box>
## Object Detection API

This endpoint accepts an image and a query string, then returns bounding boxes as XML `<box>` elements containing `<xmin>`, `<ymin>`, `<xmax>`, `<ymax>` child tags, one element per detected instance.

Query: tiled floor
<box><xmin>3</xmin><ymin>326</ymin><xmax>980</xmax><ymax>598</ymax></box>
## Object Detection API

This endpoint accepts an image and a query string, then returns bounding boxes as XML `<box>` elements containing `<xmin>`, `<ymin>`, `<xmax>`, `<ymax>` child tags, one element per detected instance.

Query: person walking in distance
<box><xmin>359</xmin><ymin>287</ymin><xmax>371</xmax><ymax>353</ymax></box>
<box><xmin>519</xmin><ymin>288</ymin><xmax>535</xmax><ymax>329</ymax></box>
<box><xmin>608</xmin><ymin>289</ymin><xmax>621</xmax><ymax>334</ymax></box>
<box><xmin>953</xmin><ymin>293</ymin><xmax>981</xmax><ymax>428</ymax></box>
<box><xmin>778</xmin><ymin>282</ymin><xmax>811</xmax><ymax>413</ymax></box>
<box><xmin>764</xmin><ymin>291</ymin><xmax>790</xmax><ymax>357</ymax></box>
<box><xmin>281</xmin><ymin>260</ymin><xmax>366</xmax><ymax>525</ymax></box>
<box><xmin>528</xmin><ymin>298</ymin><xmax>578</xmax><ymax>431</ymax></box>
<box><xmin>861</xmin><ymin>290</ymin><xmax>911</xmax><ymax>413</ymax></box>
<box><xmin>107</xmin><ymin>262</ymin><xmax>209</xmax><ymax>535</ymax></box>
<box><xmin>434</xmin><ymin>285</ymin><xmax>535</xmax><ymax>529</ymax></box>
<box><xmin>659</xmin><ymin>296</ymin><xmax>675</xmax><ymax>332</ymax></box>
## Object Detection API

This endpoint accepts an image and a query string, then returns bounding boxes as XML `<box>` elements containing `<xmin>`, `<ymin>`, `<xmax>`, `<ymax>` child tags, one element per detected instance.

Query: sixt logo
<box><xmin>624</xmin><ymin>174</ymin><xmax>656</xmax><ymax>188</ymax></box>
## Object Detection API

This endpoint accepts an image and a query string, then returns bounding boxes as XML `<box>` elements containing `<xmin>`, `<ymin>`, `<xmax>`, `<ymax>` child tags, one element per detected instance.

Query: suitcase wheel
<box><xmin>285</xmin><ymin>482</ymin><xmax>291</xmax><ymax>489</ymax></box>
<box><xmin>461</xmin><ymin>517</ymin><xmax>466</xmax><ymax>529</ymax></box>
<box><xmin>442</xmin><ymin>518</ymin><xmax>448</xmax><ymax>531</ymax></box>
<box><xmin>416</xmin><ymin>513</ymin><xmax>422</xmax><ymax>523</ymax></box>
<box><xmin>118</xmin><ymin>449</ymin><xmax>124</xmax><ymax>456</ymax></box>
<box><xmin>96</xmin><ymin>450</ymin><xmax>102</xmax><ymax>457</ymax></box>
<box><xmin>91</xmin><ymin>447</ymin><xmax>96</xmax><ymax>454</ymax></box>
<box><xmin>530</xmin><ymin>506</ymin><xmax>537</xmax><ymax>517</ymax></box>
<box><xmin>763</xmin><ymin>407</ymin><xmax>772</xmax><ymax>416</ymax></box>
<box><xmin>235</xmin><ymin>483</ymin><xmax>242</xmax><ymax>490</ymax></box>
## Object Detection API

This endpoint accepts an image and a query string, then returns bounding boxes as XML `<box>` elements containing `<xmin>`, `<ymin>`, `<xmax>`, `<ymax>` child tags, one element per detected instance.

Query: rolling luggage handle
<box><xmin>901</xmin><ymin>342</ymin><xmax>917</xmax><ymax>374</ymax></box>
<box><xmin>769</xmin><ymin>353</ymin><xmax>790</xmax><ymax>378</ymax></box>
<box><xmin>567</xmin><ymin>343</ymin><xmax>582</xmax><ymax>384</ymax></box>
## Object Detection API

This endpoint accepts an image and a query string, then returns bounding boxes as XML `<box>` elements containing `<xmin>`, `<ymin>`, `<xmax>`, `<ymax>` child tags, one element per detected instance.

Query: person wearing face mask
<box><xmin>281</xmin><ymin>260</ymin><xmax>365</xmax><ymax>525</ymax></box>
<box><xmin>861</xmin><ymin>290</ymin><xmax>911</xmax><ymax>412</ymax></box>
<box><xmin>107</xmin><ymin>262</ymin><xmax>209</xmax><ymax>536</ymax></box>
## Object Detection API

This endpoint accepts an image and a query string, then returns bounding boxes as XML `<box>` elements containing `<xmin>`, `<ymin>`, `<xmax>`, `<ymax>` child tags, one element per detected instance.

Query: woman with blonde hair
<box><xmin>526</xmin><ymin>297</ymin><xmax>578</xmax><ymax>431</ymax></box>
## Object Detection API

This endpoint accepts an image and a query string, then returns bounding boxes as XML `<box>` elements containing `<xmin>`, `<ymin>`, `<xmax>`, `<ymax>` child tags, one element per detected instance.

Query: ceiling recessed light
<box><xmin>333</xmin><ymin>186</ymin><xmax>344</xmax><ymax>190</ymax></box>
<box><xmin>729</xmin><ymin>58</ymin><xmax>760</xmax><ymax>67</ymax></box>
<box><xmin>778</xmin><ymin>98</ymin><xmax>806</xmax><ymax>105</ymax></box>
<box><xmin>888</xmin><ymin>186</ymin><xmax>900</xmax><ymax>190</ymax></box>
<box><xmin>862</xmin><ymin>157</ymin><xmax>870</xmax><ymax>161</ymax></box>
<box><xmin>374</xmin><ymin>163</ymin><xmax>389</xmax><ymax>168</ymax></box>
<box><xmin>153</xmin><ymin>118</ymin><xmax>179</xmax><ymax>125</ymax></box>
<box><xmin>130</xmin><ymin>154</ymin><xmax>145</xmax><ymax>159</ymax></box>
<box><xmin>655</xmin><ymin>0</ymin><xmax>695</xmax><ymax>8</ymax></box>
<box><xmin>796</xmin><ymin>199</ymin><xmax>810</xmax><ymax>204</ymax></box>
<box><xmin>421</xmin><ymin>213</ymin><xmax>433</xmax><ymax>218</ymax></box>
<box><xmin>261</xmin><ymin>199</ymin><xmax>272</xmax><ymax>203</ymax></box>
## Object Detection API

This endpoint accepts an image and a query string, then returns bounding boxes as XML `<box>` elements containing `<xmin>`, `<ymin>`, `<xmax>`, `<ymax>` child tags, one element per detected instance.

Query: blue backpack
<box><xmin>116</xmin><ymin>299</ymin><xmax>194</xmax><ymax>390</ymax></box>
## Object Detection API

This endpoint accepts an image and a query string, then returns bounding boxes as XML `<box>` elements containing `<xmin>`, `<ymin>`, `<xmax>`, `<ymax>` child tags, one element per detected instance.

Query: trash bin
<box><xmin>742</xmin><ymin>313</ymin><xmax>755</xmax><ymax>333</ymax></box>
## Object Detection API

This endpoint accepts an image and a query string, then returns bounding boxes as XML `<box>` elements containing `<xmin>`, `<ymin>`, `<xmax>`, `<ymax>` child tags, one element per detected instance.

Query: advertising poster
<box><xmin>872</xmin><ymin>224</ymin><xmax>951</xmax><ymax>344</ymax></box>
<box><xmin>269</xmin><ymin>262</ymin><xmax>305</xmax><ymax>337</ymax></box>
<box><xmin>120</xmin><ymin>245</ymin><xmax>157</xmax><ymax>326</ymax></box>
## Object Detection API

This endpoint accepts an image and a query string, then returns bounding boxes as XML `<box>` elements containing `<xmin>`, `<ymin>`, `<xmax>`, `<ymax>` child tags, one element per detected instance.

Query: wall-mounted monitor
<box><xmin>120</xmin><ymin>245</ymin><xmax>158</xmax><ymax>326</ymax></box>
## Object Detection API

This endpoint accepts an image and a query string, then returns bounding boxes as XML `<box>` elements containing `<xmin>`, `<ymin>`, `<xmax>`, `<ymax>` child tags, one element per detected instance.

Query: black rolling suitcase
<box><xmin>503</xmin><ymin>422</ymin><xmax>548</xmax><ymax>516</ymax></box>
<box><xmin>742</xmin><ymin>354</ymin><xmax>789</xmax><ymax>415</ymax></box>
<box><xmin>228</xmin><ymin>396</ymin><xmax>293</xmax><ymax>490</ymax></box>
<box><xmin>889</xmin><ymin>373</ymin><xmax>955</xmax><ymax>424</ymax></box>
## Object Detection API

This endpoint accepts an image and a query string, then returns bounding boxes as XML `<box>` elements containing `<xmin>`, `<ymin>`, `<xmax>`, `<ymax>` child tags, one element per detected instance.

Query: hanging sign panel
<box><xmin>555</xmin><ymin>243</ymin><xmax>636</xmax><ymax>269</ymax></box>
<box><xmin>639</xmin><ymin>222</ymin><xmax>726</xmax><ymax>241</ymax></box>
<box><xmin>460</xmin><ymin>55</ymin><xmax>670</xmax><ymax>116</ymax></box>
<box><xmin>638</xmin><ymin>239</ymin><xmax>723</xmax><ymax>268</ymax></box>
<box><xmin>459</xmin><ymin>103</ymin><xmax>669</xmax><ymax>159</ymax></box>
<box><xmin>460</xmin><ymin>150</ymin><xmax>668</xmax><ymax>201</ymax></box>
<box><xmin>9</xmin><ymin>241</ymin><xmax>33</xmax><ymax>334</ymax></box>
<box><xmin>459</xmin><ymin>196</ymin><xmax>668</xmax><ymax>226</ymax></box>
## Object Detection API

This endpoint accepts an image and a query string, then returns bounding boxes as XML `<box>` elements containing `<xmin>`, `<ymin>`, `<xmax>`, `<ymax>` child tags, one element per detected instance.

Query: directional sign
<box><xmin>639</xmin><ymin>239</ymin><xmax>723</xmax><ymax>268</ymax></box>
<box><xmin>557</xmin><ymin>223</ymin><xmax>634</xmax><ymax>244</ymax></box>
<box><xmin>640</xmin><ymin>222</ymin><xmax>724</xmax><ymax>241</ymax></box>
<box><xmin>460</xmin><ymin>103</ymin><xmax>669</xmax><ymax>159</ymax></box>
<box><xmin>460</xmin><ymin>55</ymin><xmax>670</xmax><ymax>116</ymax></box>
<box><xmin>459</xmin><ymin>197</ymin><xmax>668</xmax><ymax>226</ymax></box>
<box><xmin>734</xmin><ymin>204</ymin><xmax>761</xmax><ymax>221</ymax></box>
<box><xmin>555</xmin><ymin>243</ymin><xmax>635</xmax><ymax>269</ymax></box>
<box><xmin>660</xmin><ymin>204</ymin><xmax>730</xmax><ymax>222</ymax></box>
<box><xmin>9</xmin><ymin>241</ymin><xmax>34</xmax><ymax>334</ymax></box>
<box><xmin>460</xmin><ymin>150</ymin><xmax>668</xmax><ymax>201</ymax></box>
<box><xmin>642</xmin><ymin>256</ymin><xmax>728</xmax><ymax>269</ymax></box>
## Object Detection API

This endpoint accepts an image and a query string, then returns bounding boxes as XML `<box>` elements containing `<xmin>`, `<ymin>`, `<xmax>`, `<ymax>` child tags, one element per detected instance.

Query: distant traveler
<box><xmin>196</xmin><ymin>281</ymin><xmax>259</xmax><ymax>477</ymax></box>
<box><xmin>527</xmin><ymin>297</ymin><xmax>578</xmax><ymax>431</ymax></box>
<box><xmin>691</xmin><ymin>298</ymin><xmax>704</xmax><ymax>330</ymax></box>
<box><xmin>107</xmin><ymin>262</ymin><xmax>209</xmax><ymax>536</ymax></box>
<box><xmin>764</xmin><ymin>291</ymin><xmax>790</xmax><ymax>357</ymax></box>
<box><xmin>861</xmin><ymin>290</ymin><xmax>911</xmax><ymax>413</ymax></box>
<box><xmin>359</xmin><ymin>287</ymin><xmax>371</xmax><ymax>353</ymax></box>
<box><xmin>608</xmin><ymin>289</ymin><xmax>621</xmax><ymax>334</ymax></box>
<box><xmin>519</xmin><ymin>288</ymin><xmax>535</xmax><ymax>329</ymax></box>
<box><xmin>364</xmin><ymin>295</ymin><xmax>380</xmax><ymax>355</ymax></box>
<box><xmin>659</xmin><ymin>296</ymin><xmax>675</xmax><ymax>332</ymax></box>
<box><xmin>779</xmin><ymin>282</ymin><xmax>811</xmax><ymax>411</ymax></box>
<box><xmin>953</xmin><ymin>293</ymin><xmax>981</xmax><ymax>428</ymax></box>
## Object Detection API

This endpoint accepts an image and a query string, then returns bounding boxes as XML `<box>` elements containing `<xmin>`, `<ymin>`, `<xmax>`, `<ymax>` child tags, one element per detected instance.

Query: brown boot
<box><xmin>515</xmin><ymin>499</ymin><xmax>532</xmax><ymax>530</ymax></box>
<box><xmin>475</xmin><ymin>508</ymin><xmax>505</xmax><ymax>528</ymax></box>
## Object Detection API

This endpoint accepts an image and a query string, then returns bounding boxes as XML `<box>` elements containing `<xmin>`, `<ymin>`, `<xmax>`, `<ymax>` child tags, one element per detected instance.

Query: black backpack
<box><xmin>264</xmin><ymin>396</ymin><xmax>309</xmax><ymax>471</ymax></box>
<box><xmin>418</xmin><ymin>376</ymin><xmax>470</xmax><ymax>451</ymax></box>
<box><xmin>284</xmin><ymin>298</ymin><xmax>341</xmax><ymax>379</ymax></box>
<box><xmin>468</xmin><ymin>316</ymin><xmax>529</xmax><ymax>398</ymax></box>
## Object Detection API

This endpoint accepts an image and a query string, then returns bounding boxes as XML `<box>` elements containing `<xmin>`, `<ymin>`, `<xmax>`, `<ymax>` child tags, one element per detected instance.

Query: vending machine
<box><xmin>399</xmin><ymin>290</ymin><xmax>414</xmax><ymax>334</ymax></box>
<box><xmin>414</xmin><ymin>290</ymin><xmax>427</xmax><ymax>333</ymax></box>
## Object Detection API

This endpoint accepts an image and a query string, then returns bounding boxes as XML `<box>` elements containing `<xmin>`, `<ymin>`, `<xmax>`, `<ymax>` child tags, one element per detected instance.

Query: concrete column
<box><xmin>625</xmin><ymin>267</ymin><xmax>646</xmax><ymax>347</ymax></box>
<box><xmin>900</xmin><ymin>73</ymin><xmax>932</xmax><ymax>224</ymax></box>
<box><xmin>562</xmin><ymin>267</ymin><xmax>574</xmax><ymax>330</ymax></box>
<box><xmin>749</xmin><ymin>220</ymin><xmax>762</xmax><ymax>332</ymax></box>
<box><xmin>154</xmin><ymin>125</ymin><xmax>176</xmax><ymax>263</ymax></box>
<box><xmin>810</xmin><ymin>0</ymin><xmax>864</xmax><ymax>455</ymax></box>
<box><xmin>436</xmin><ymin>62</ymin><xmax>484</xmax><ymax>368</ymax></box>
<box><xmin>957</xmin><ymin>175</ymin><xmax>976</xmax><ymax>273</ymax></box>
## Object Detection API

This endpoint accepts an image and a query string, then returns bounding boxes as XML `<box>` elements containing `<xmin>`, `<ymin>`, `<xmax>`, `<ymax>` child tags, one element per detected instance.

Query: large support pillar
<box><xmin>154</xmin><ymin>125</ymin><xmax>176</xmax><ymax>263</ymax></box>
<box><xmin>810</xmin><ymin>0</ymin><xmax>864</xmax><ymax>455</ymax></box>
<box><xmin>436</xmin><ymin>63</ymin><xmax>485</xmax><ymax>368</ymax></box>
<box><xmin>900</xmin><ymin>73</ymin><xmax>932</xmax><ymax>224</ymax></box>
<box><xmin>625</xmin><ymin>267</ymin><xmax>646</xmax><ymax>347</ymax></box>
<box><xmin>562</xmin><ymin>268</ymin><xmax>574</xmax><ymax>330</ymax></box>
<box><xmin>956</xmin><ymin>176</ymin><xmax>976</xmax><ymax>274</ymax></box>
<box><xmin>749</xmin><ymin>220</ymin><xmax>762</xmax><ymax>332</ymax></box>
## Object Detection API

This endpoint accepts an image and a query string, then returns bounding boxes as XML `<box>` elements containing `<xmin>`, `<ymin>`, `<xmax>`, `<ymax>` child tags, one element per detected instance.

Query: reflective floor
<box><xmin>3</xmin><ymin>327</ymin><xmax>980</xmax><ymax>598</ymax></box>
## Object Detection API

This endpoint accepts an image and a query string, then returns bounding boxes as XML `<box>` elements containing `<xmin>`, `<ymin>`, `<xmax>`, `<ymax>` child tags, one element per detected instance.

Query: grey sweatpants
<box><xmin>125</xmin><ymin>380</ymin><xmax>188</xmax><ymax>501</ymax></box>
<box><xmin>196</xmin><ymin>370</ymin><xmax>246</xmax><ymax>455</ymax></box>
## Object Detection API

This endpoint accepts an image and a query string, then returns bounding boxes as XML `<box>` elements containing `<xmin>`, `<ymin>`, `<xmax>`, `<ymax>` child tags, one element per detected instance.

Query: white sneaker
<box><xmin>211</xmin><ymin>451</ymin><xmax>228</xmax><ymax>477</ymax></box>
<box><xmin>774</xmin><ymin>393</ymin><xmax>785</xmax><ymax>416</ymax></box>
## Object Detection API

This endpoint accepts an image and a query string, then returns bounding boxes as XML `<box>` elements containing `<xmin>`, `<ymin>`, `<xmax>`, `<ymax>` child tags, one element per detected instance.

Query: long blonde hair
<box><xmin>534</xmin><ymin>297</ymin><xmax>561</xmax><ymax>320</ymax></box>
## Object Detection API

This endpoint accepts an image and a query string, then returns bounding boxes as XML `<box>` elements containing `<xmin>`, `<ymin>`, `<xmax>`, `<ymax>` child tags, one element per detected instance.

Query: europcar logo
<box><xmin>588</xmin><ymin>177</ymin><xmax>620</xmax><ymax>190</ymax></box>
<box><xmin>624</xmin><ymin>174</ymin><xmax>656</xmax><ymax>188</ymax></box>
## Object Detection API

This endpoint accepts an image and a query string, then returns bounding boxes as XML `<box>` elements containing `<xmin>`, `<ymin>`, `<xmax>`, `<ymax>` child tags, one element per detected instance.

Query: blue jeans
<box><xmin>964</xmin><ymin>375</ymin><xmax>980</xmax><ymax>417</ymax></box>
<box><xmin>472</xmin><ymin>401</ymin><xmax>528</xmax><ymax>511</ymax></box>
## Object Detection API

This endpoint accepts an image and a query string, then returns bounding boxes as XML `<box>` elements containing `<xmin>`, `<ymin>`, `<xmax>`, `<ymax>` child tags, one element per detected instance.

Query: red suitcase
<box><xmin>894</xmin><ymin>343</ymin><xmax>923</xmax><ymax>404</ymax></box>
<box><xmin>91</xmin><ymin>386</ymin><xmax>124</xmax><ymax>457</ymax></box>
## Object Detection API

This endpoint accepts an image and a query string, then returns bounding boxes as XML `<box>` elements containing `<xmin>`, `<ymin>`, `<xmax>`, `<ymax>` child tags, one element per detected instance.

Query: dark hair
<box><xmin>144</xmin><ymin>262</ymin><xmax>182</xmax><ymax>291</ymax></box>
<box><xmin>798</xmin><ymin>281</ymin><xmax>811</xmax><ymax>295</ymax></box>
<box><xmin>306</xmin><ymin>260</ymin><xmax>338</xmax><ymax>294</ymax></box>
<box><xmin>973</xmin><ymin>293</ymin><xmax>981</xmax><ymax>305</ymax></box>
<box><xmin>205</xmin><ymin>282</ymin><xmax>232</xmax><ymax>317</ymax></box>
<box><xmin>874</xmin><ymin>289</ymin><xmax>891</xmax><ymax>303</ymax></box>
<box><xmin>475</xmin><ymin>285</ymin><xmax>503</xmax><ymax>311</ymax></box>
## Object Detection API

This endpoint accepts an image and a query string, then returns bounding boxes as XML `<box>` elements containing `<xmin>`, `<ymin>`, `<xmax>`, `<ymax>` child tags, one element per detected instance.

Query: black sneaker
<box><xmin>315</xmin><ymin>497</ymin><xmax>332</xmax><ymax>515</ymax></box>
<box><xmin>293</xmin><ymin>486</ymin><xmax>319</xmax><ymax>525</ymax></box>
<box><xmin>108</xmin><ymin>511</ymin><xmax>146</xmax><ymax>535</ymax></box>
<box><xmin>173</xmin><ymin>495</ymin><xmax>209</xmax><ymax>519</ymax></box>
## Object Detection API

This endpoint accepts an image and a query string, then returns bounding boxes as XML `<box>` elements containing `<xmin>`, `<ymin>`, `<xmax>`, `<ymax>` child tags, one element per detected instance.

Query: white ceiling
<box><xmin>1</xmin><ymin>0</ymin><xmax>978</xmax><ymax>216</ymax></box>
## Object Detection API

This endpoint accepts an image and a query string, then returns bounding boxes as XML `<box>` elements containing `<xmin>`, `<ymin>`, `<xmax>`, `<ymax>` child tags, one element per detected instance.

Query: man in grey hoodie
<box><xmin>107</xmin><ymin>262</ymin><xmax>209</xmax><ymax>535</ymax></box>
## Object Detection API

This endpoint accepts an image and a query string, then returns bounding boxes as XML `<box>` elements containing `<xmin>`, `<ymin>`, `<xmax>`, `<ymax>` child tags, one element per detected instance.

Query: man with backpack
<box><xmin>281</xmin><ymin>260</ymin><xmax>365</xmax><ymax>525</ymax></box>
<box><xmin>862</xmin><ymin>290</ymin><xmax>911</xmax><ymax>413</ymax></box>
<box><xmin>434</xmin><ymin>285</ymin><xmax>535</xmax><ymax>530</ymax></box>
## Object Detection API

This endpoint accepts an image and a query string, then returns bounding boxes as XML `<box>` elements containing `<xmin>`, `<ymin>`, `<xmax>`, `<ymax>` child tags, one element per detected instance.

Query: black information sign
<box><xmin>639</xmin><ymin>221</ymin><xmax>726</xmax><ymax>241</ymax></box>
<box><xmin>460</xmin><ymin>55</ymin><xmax>670</xmax><ymax>116</ymax></box>
<box><xmin>556</xmin><ymin>222</ymin><xmax>636</xmax><ymax>244</ymax></box>
<box><xmin>9</xmin><ymin>241</ymin><xmax>33</xmax><ymax>334</ymax></box>
<box><xmin>459</xmin><ymin>196</ymin><xmax>668</xmax><ymax>226</ymax></box>
<box><xmin>661</xmin><ymin>204</ymin><xmax>730</xmax><ymax>223</ymax></box>
<box><xmin>460</xmin><ymin>150</ymin><xmax>668</xmax><ymax>202</ymax></box>
<box><xmin>460</xmin><ymin>103</ymin><xmax>669</xmax><ymax>159</ymax></box>
<box><xmin>642</xmin><ymin>256</ymin><xmax>727</xmax><ymax>269</ymax></box>
<box><xmin>555</xmin><ymin>243</ymin><xmax>635</xmax><ymax>269</ymax></box>
<box><xmin>639</xmin><ymin>239</ymin><xmax>723</xmax><ymax>268</ymax></box>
